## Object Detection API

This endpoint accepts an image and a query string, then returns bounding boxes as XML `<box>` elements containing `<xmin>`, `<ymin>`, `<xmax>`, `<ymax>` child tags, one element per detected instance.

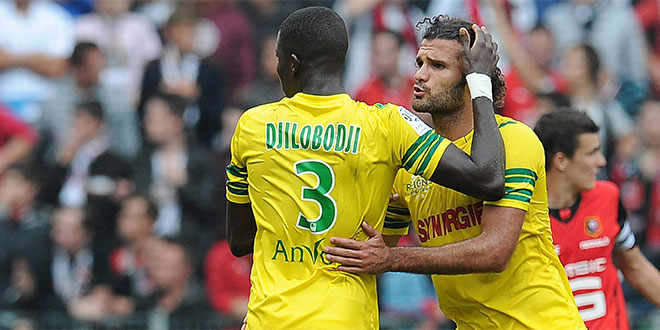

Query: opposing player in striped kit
<box><xmin>536</xmin><ymin>109</ymin><xmax>660</xmax><ymax>329</ymax></box>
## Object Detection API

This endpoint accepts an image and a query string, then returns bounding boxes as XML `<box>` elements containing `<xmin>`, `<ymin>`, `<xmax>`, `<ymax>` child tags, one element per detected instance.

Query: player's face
<box><xmin>566</xmin><ymin>133</ymin><xmax>606</xmax><ymax>191</ymax></box>
<box><xmin>412</xmin><ymin>38</ymin><xmax>467</xmax><ymax>115</ymax></box>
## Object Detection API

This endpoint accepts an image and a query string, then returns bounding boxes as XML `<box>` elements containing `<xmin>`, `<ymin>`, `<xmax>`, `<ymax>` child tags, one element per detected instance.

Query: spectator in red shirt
<box><xmin>205</xmin><ymin>239</ymin><xmax>251</xmax><ymax>321</ymax></box>
<box><xmin>354</xmin><ymin>30</ymin><xmax>415</xmax><ymax>110</ymax></box>
<box><xmin>0</xmin><ymin>105</ymin><xmax>38</xmax><ymax>174</ymax></box>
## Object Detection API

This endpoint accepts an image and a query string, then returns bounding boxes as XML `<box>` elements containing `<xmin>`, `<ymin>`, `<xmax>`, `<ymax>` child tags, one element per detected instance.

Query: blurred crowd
<box><xmin>0</xmin><ymin>0</ymin><xmax>659</xmax><ymax>329</ymax></box>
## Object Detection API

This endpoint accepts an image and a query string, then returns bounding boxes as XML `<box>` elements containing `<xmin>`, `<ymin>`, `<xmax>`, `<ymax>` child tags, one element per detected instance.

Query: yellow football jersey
<box><xmin>226</xmin><ymin>93</ymin><xmax>450</xmax><ymax>329</ymax></box>
<box><xmin>384</xmin><ymin>115</ymin><xmax>585</xmax><ymax>330</ymax></box>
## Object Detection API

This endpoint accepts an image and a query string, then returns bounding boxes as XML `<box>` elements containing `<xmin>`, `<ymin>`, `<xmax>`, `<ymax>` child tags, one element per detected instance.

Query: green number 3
<box><xmin>295</xmin><ymin>160</ymin><xmax>337</xmax><ymax>234</ymax></box>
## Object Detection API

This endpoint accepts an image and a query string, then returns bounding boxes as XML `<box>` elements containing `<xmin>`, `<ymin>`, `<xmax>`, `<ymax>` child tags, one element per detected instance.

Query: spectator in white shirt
<box><xmin>0</xmin><ymin>0</ymin><xmax>75</xmax><ymax>124</ymax></box>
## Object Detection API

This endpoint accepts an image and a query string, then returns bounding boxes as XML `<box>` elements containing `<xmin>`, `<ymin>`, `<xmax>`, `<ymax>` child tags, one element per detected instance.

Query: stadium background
<box><xmin>0</xmin><ymin>0</ymin><xmax>659</xmax><ymax>329</ymax></box>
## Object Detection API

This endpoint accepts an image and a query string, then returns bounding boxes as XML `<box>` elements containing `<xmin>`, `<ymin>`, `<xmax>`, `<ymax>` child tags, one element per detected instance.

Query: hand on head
<box><xmin>459</xmin><ymin>24</ymin><xmax>500</xmax><ymax>75</ymax></box>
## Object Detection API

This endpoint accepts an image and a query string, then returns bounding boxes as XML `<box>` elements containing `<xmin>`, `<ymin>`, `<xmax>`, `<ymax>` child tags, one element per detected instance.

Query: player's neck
<box><xmin>431</xmin><ymin>103</ymin><xmax>474</xmax><ymax>141</ymax></box>
<box><xmin>547</xmin><ymin>172</ymin><xmax>581</xmax><ymax>209</ymax></box>
<box><xmin>300</xmin><ymin>74</ymin><xmax>345</xmax><ymax>96</ymax></box>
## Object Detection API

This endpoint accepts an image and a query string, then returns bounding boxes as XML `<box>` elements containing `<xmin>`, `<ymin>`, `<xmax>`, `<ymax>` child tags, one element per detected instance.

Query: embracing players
<box><xmin>225</xmin><ymin>7</ymin><xmax>506</xmax><ymax>330</ymax></box>
<box><xmin>535</xmin><ymin>109</ymin><xmax>660</xmax><ymax>329</ymax></box>
<box><xmin>324</xmin><ymin>15</ymin><xmax>585</xmax><ymax>329</ymax></box>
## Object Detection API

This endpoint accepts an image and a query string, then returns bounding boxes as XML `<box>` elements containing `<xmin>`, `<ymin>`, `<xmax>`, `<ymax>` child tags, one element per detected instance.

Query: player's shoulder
<box><xmin>244</xmin><ymin>99</ymin><xmax>288</xmax><ymax>115</ymax></box>
<box><xmin>496</xmin><ymin>115</ymin><xmax>542</xmax><ymax>146</ymax></box>
<box><xmin>496</xmin><ymin>115</ymin><xmax>532</xmax><ymax>134</ymax></box>
<box><xmin>353</xmin><ymin>101</ymin><xmax>400</xmax><ymax>115</ymax></box>
<box><xmin>368</xmin><ymin>103</ymin><xmax>433</xmax><ymax>134</ymax></box>
<box><xmin>238</xmin><ymin>99</ymin><xmax>288</xmax><ymax>123</ymax></box>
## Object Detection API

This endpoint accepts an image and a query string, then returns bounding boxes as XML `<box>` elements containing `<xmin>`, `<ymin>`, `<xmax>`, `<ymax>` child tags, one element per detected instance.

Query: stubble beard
<box><xmin>412</xmin><ymin>79</ymin><xmax>466</xmax><ymax>116</ymax></box>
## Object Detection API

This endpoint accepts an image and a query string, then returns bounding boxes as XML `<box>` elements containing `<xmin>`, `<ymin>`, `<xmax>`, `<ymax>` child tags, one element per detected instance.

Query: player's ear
<box><xmin>553</xmin><ymin>152</ymin><xmax>569</xmax><ymax>172</ymax></box>
<box><xmin>290</xmin><ymin>53</ymin><xmax>301</xmax><ymax>75</ymax></box>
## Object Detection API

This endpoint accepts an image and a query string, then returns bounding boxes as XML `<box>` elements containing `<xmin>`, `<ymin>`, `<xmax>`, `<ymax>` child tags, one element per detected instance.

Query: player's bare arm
<box><xmin>227</xmin><ymin>202</ymin><xmax>257</xmax><ymax>257</ymax></box>
<box><xmin>427</xmin><ymin>25</ymin><xmax>505</xmax><ymax>201</ymax></box>
<box><xmin>615</xmin><ymin>246</ymin><xmax>660</xmax><ymax>307</ymax></box>
<box><xmin>325</xmin><ymin>205</ymin><xmax>523</xmax><ymax>274</ymax></box>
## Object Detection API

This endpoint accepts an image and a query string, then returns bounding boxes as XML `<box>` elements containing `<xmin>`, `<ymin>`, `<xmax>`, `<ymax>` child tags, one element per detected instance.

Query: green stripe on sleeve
<box><xmin>227</xmin><ymin>186</ymin><xmax>248</xmax><ymax>195</ymax></box>
<box><xmin>402</xmin><ymin>131</ymin><xmax>432</xmax><ymax>164</ymax></box>
<box><xmin>227</xmin><ymin>181</ymin><xmax>248</xmax><ymax>189</ymax></box>
<box><xmin>498</xmin><ymin>121</ymin><xmax>516</xmax><ymax>128</ymax></box>
<box><xmin>505</xmin><ymin>168</ymin><xmax>538</xmax><ymax>180</ymax></box>
<box><xmin>505</xmin><ymin>187</ymin><xmax>533</xmax><ymax>197</ymax></box>
<box><xmin>505</xmin><ymin>176</ymin><xmax>536</xmax><ymax>187</ymax></box>
<box><xmin>403</xmin><ymin>134</ymin><xmax>438</xmax><ymax>170</ymax></box>
<box><xmin>383</xmin><ymin>219</ymin><xmax>411</xmax><ymax>229</ymax></box>
<box><xmin>416</xmin><ymin>137</ymin><xmax>445</xmax><ymax>176</ymax></box>
<box><xmin>227</xmin><ymin>164</ymin><xmax>248</xmax><ymax>178</ymax></box>
<box><xmin>501</xmin><ymin>194</ymin><xmax>531</xmax><ymax>203</ymax></box>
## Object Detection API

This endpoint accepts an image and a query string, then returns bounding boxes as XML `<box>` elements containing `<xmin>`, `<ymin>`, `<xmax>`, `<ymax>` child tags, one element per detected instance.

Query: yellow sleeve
<box><xmin>226</xmin><ymin>116</ymin><xmax>250</xmax><ymax>204</ymax></box>
<box><xmin>386</xmin><ymin>106</ymin><xmax>451</xmax><ymax>180</ymax></box>
<box><xmin>382</xmin><ymin>172</ymin><xmax>411</xmax><ymax>236</ymax></box>
<box><xmin>484</xmin><ymin>122</ymin><xmax>543</xmax><ymax>210</ymax></box>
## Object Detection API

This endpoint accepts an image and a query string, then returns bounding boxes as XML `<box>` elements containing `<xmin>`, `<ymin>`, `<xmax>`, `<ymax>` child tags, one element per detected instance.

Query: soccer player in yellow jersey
<box><xmin>225</xmin><ymin>7</ymin><xmax>507</xmax><ymax>330</ymax></box>
<box><xmin>324</xmin><ymin>15</ymin><xmax>586</xmax><ymax>329</ymax></box>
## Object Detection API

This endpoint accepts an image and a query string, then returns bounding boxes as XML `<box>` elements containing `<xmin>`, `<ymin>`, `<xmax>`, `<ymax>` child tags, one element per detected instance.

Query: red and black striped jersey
<box><xmin>550</xmin><ymin>181</ymin><xmax>636</xmax><ymax>330</ymax></box>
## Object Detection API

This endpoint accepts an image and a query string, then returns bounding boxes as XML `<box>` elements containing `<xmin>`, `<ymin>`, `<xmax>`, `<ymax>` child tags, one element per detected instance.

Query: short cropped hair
<box><xmin>278</xmin><ymin>7</ymin><xmax>348</xmax><ymax>68</ymax></box>
<box><xmin>534</xmin><ymin>109</ymin><xmax>600</xmax><ymax>170</ymax></box>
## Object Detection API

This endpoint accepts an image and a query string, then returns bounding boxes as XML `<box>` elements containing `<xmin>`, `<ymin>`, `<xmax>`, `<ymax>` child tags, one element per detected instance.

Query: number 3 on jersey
<box><xmin>295</xmin><ymin>160</ymin><xmax>337</xmax><ymax>234</ymax></box>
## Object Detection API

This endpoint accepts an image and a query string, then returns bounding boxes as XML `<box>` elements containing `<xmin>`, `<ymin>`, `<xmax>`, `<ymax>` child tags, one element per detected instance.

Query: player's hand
<box><xmin>460</xmin><ymin>24</ymin><xmax>499</xmax><ymax>75</ymax></box>
<box><xmin>324</xmin><ymin>221</ymin><xmax>393</xmax><ymax>274</ymax></box>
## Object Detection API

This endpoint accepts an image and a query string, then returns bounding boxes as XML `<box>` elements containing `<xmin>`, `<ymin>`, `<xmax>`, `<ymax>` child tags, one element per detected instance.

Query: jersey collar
<box><xmin>549</xmin><ymin>194</ymin><xmax>582</xmax><ymax>224</ymax></box>
<box><xmin>287</xmin><ymin>93</ymin><xmax>352</xmax><ymax>112</ymax></box>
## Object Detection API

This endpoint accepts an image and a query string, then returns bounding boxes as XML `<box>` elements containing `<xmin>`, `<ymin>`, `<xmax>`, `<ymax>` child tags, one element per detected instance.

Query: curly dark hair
<box><xmin>416</xmin><ymin>15</ymin><xmax>507</xmax><ymax>111</ymax></box>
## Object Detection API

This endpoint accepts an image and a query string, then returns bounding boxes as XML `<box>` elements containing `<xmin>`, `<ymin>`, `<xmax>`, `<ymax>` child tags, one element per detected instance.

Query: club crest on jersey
<box><xmin>406</xmin><ymin>175</ymin><xmax>431</xmax><ymax>199</ymax></box>
<box><xmin>584</xmin><ymin>217</ymin><xmax>603</xmax><ymax>238</ymax></box>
